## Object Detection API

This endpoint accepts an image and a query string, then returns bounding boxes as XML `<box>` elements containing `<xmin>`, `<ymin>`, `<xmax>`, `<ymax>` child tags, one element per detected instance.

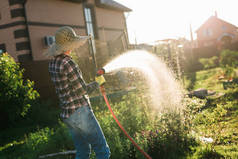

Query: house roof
<box><xmin>196</xmin><ymin>16</ymin><xmax>238</xmax><ymax>32</ymax></box>
<box><xmin>96</xmin><ymin>0</ymin><xmax>132</xmax><ymax>12</ymax></box>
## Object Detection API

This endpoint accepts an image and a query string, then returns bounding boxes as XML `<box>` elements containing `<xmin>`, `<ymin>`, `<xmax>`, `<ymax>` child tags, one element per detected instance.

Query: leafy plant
<box><xmin>192</xmin><ymin>144</ymin><xmax>224</xmax><ymax>159</ymax></box>
<box><xmin>199</xmin><ymin>56</ymin><xmax>218</xmax><ymax>69</ymax></box>
<box><xmin>220</xmin><ymin>49</ymin><xmax>238</xmax><ymax>68</ymax></box>
<box><xmin>21</xmin><ymin>123</ymin><xmax>73</xmax><ymax>159</ymax></box>
<box><xmin>96</xmin><ymin>92</ymin><xmax>198</xmax><ymax>159</ymax></box>
<box><xmin>26</xmin><ymin>100</ymin><xmax>60</xmax><ymax>127</ymax></box>
<box><xmin>0</xmin><ymin>53</ymin><xmax>39</xmax><ymax>128</ymax></box>
<box><xmin>145</xmin><ymin>111</ymin><xmax>197</xmax><ymax>159</ymax></box>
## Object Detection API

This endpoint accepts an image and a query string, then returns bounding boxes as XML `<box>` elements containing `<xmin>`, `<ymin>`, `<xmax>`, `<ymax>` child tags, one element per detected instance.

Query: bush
<box><xmin>1</xmin><ymin>91</ymin><xmax>199</xmax><ymax>159</ymax></box>
<box><xmin>95</xmin><ymin>92</ymin><xmax>198</xmax><ymax>159</ymax></box>
<box><xmin>220</xmin><ymin>50</ymin><xmax>238</xmax><ymax>67</ymax></box>
<box><xmin>0</xmin><ymin>53</ymin><xmax>39</xmax><ymax>128</ymax></box>
<box><xmin>145</xmin><ymin>112</ymin><xmax>197</xmax><ymax>159</ymax></box>
<box><xmin>0</xmin><ymin>100</ymin><xmax>61</xmax><ymax>147</ymax></box>
<box><xmin>26</xmin><ymin>100</ymin><xmax>60</xmax><ymax>127</ymax></box>
<box><xmin>22</xmin><ymin>123</ymin><xmax>73</xmax><ymax>159</ymax></box>
<box><xmin>192</xmin><ymin>145</ymin><xmax>224</xmax><ymax>159</ymax></box>
<box><xmin>95</xmin><ymin>91</ymin><xmax>154</xmax><ymax>159</ymax></box>
<box><xmin>199</xmin><ymin>56</ymin><xmax>218</xmax><ymax>69</ymax></box>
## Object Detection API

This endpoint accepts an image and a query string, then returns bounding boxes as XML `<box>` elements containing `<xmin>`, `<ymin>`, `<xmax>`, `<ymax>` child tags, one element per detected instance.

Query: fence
<box><xmin>183</xmin><ymin>41</ymin><xmax>238</xmax><ymax>72</ymax></box>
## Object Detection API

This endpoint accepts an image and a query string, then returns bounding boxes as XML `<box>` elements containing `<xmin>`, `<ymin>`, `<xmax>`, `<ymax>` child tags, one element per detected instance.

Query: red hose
<box><xmin>100</xmin><ymin>86</ymin><xmax>152</xmax><ymax>159</ymax></box>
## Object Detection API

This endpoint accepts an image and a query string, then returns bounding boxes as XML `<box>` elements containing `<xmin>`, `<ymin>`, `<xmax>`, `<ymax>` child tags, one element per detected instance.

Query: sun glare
<box><xmin>115</xmin><ymin>0</ymin><xmax>238</xmax><ymax>44</ymax></box>
<box><xmin>104</xmin><ymin>50</ymin><xmax>183</xmax><ymax>110</ymax></box>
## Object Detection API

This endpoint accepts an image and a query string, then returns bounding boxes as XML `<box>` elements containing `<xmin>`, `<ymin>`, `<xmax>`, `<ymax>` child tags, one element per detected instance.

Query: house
<box><xmin>0</xmin><ymin>0</ymin><xmax>131</xmax><ymax>98</ymax></box>
<box><xmin>0</xmin><ymin>0</ymin><xmax>131</xmax><ymax>61</ymax></box>
<box><xmin>129</xmin><ymin>43</ymin><xmax>154</xmax><ymax>52</ymax></box>
<box><xmin>196</xmin><ymin>13</ymin><xmax>238</xmax><ymax>48</ymax></box>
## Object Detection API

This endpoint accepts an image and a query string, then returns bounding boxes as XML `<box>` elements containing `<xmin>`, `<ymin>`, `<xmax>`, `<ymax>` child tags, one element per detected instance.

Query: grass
<box><xmin>0</xmin><ymin>90</ymin><xmax>196</xmax><ymax>159</ymax></box>
<box><xmin>194</xmin><ymin>68</ymin><xmax>223</xmax><ymax>91</ymax></box>
<box><xmin>1</xmin><ymin>66</ymin><xmax>238</xmax><ymax>159</ymax></box>
<box><xmin>185</xmin><ymin>67</ymin><xmax>238</xmax><ymax>159</ymax></box>
<box><xmin>184</xmin><ymin>67</ymin><xmax>224</xmax><ymax>92</ymax></box>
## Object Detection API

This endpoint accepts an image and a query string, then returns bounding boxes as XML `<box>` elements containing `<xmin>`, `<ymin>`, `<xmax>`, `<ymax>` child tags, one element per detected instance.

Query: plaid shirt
<box><xmin>49</xmin><ymin>54</ymin><xmax>98</xmax><ymax>119</ymax></box>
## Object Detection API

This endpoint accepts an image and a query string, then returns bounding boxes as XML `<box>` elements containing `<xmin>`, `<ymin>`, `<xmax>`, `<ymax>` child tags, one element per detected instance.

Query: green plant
<box><xmin>96</xmin><ymin>92</ymin><xmax>198</xmax><ymax>159</ymax></box>
<box><xmin>145</xmin><ymin>111</ymin><xmax>197</xmax><ymax>159</ymax></box>
<box><xmin>192</xmin><ymin>145</ymin><xmax>224</xmax><ymax>159</ymax></box>
<box><xmin>3</xmin><ymin>78</ymin><xmax>237</xmax><ymax>158</ymax></box>
<box><xmin>26</xmin><ymin>100</ymin><xmax>60</xmax><ymax>127</ymax></box>
<box><xmin>0</xmin><ymin>99</ymin><xmax>61</xmax><ymax>148</ymax></box>
<box><xmin>220</xmin><ymin>50</ymin><xmax>238</xmax><ymax>68</ymax></box>
<box><xmin>94</xmin><ymin>91</ymin><xmax>154</xmax><ymax>159</ymax></box>
<box><xmin>21</xmin><ymin>123</ymin><xmax>73</xmax><ymax>159</ymax></box>
<box><xmin>221</xmin><ymin>65</ymin><xmax>236</xmax><ymax>78</ymax></box>
<box><xmin>182</xmin><ymin>96</ymin><xmax>207</xmax><ymax>131</ymax></box>
<box><xmin>199</xmin><ymin>56</ymin><xmax>218</xmax><ymax>69</ymax></box>
<box><xmin>0</xmin><ymin>53</ymin><xmax>39</xmax><ymax>128</ymax></box>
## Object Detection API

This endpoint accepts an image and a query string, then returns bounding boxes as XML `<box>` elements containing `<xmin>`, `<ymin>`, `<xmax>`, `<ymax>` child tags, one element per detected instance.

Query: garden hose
<box><xmin>99</xmin><ymin>85</ymin><xmax>152</xmax><ymax>159</ymax></box>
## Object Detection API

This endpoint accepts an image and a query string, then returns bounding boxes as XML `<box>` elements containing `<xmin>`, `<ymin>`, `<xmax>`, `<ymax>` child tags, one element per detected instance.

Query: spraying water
<box><xmin>103</xmin><ymin>50</ymin><xmax>183</xmax><ymax>111</ymax></box>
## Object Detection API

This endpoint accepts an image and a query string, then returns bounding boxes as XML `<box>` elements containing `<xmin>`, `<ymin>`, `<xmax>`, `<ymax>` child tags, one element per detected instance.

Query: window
<box><xmin>84</xmin><ymin>6</ymin><xmax>97</xmax><ymax>69</ymax></box>
<box><xmin>203</xmin><ymin>30</ymin><xmax>207</xmax><ymax>37</ymax></box>
<box><xmin>16</xmin><ymin>41</ymin><xmax>30</xmax><ymax>51</ymax></box>
<box><xmin>11</xmin><ymin>8</ymin><xmax>25</xmax><ymax>18</ymax></box>
<box><xmin>222</xmin><ymin>25</ymin><xmax>226</xmax><ymax>31</ymax></box>
<box><xmin>203</xmin><ymin>28</ymin><xmax>213</xmax><ymax>37</ymax></box>
<box><xmin>9</xmin><ymin>0</ymin><xmax>25</xmax><ymax>6</ymax></box>
<box><xmin>0</xmin><ymin>43</ymin><xmax>6</xmax><ymax>54</ymax></box>
<box><xmin>14</xmin><ymin>29</ymin><xmax>28</xmax><ymax>39</ymax></box>
<box><xmin>84</xmin><ymin>7</ymin><xmax>95</xmax><ymax>37</ymax></box>
<box><xmin>207</xmin><ymin>29</ymin><xmax>213</xmax><ymax>36</ymax></box>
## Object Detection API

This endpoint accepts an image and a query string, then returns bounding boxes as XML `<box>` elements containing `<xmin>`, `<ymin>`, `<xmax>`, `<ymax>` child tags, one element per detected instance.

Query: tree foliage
<box><xmin>199</xmin><ymin>56</ymin><xmax>219</xmax><ymax>69</ymax></box>
<box><xmin>0</xmin><ymin>53</ymin><xmax>39</xmax><ymax>127</ymax></box>
<box><xmin>220</xmin><ymin>49</ymin><xmax>238</xmax><ymax>67</ymax></box>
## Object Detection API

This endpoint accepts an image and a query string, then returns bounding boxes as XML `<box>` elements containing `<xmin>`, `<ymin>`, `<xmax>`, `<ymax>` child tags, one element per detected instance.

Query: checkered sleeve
<box><xmin>62</xmin><ymin>58</ymin><xmax>87</xmax><ymax>96</ymax></box>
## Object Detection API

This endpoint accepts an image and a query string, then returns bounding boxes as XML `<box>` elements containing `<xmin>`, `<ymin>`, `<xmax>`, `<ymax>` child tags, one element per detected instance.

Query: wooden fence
<box><xmin>183</xmin><ymin>41</ymin><xmax>238</xmax><ymax>72</ymax></box>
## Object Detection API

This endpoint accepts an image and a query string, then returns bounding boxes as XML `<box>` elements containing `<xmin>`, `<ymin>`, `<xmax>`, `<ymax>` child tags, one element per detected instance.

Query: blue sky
<box><xmin>115</xmin><ymin>0</ymin><xmax>238</xmax><ymax>44</ymax></box>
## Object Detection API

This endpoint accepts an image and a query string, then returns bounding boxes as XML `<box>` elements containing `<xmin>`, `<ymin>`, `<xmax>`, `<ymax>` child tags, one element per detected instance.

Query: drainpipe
<box><xmin>123</xmin><ymin>12</ymin><xmax>130</xmax><ymax>49</ymax></box>
<box><xmin>23</xmin><ymin>0</ymin><xmax>33</xmax><ymax>61</ymax></box>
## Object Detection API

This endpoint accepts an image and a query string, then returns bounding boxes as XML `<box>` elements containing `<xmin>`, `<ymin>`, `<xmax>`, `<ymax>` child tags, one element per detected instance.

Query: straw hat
<box><xmin>44</xmin><ymin>26</ymin><xmax>90</xmax><ymax>57</ymax></box>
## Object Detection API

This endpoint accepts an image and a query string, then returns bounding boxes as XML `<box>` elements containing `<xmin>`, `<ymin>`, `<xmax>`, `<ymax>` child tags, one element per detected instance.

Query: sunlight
<box><xmin>104</xmin><ymin>50</ymin><xmax>183</xmax><ymax>110</ymax></box>
<box><xmin>115</xmin><ymin>0</ymin><xmax>238</xmax><ymax>43</ymax></box>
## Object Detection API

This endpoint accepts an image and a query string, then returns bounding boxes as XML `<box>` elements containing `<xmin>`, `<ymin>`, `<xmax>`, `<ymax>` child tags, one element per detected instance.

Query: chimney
<box><xmin>190</xmin><ymin>24</ymin><xmax>194</xmax><ymax>48</ymax></box>
<box><xmin>190</xmin><ymin>24</ymin><xmax>194</xmax><ymax>42</ymax></box>
<box><xmin>215</xmin><ymin>11</ymin><xmax>218</xmax><ymax>18</ymax></box>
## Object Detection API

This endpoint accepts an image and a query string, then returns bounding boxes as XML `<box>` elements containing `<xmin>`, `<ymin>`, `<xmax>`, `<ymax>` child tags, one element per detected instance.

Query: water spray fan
<box><xmin>96</xmin><ymin>68</ymin><xmax>152</xmax><ymax>159</ymax></box>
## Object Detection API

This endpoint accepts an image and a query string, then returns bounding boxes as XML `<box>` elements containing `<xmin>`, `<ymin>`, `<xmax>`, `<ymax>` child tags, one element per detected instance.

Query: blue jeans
<box><xmin>64</xmin><ymin>105</ymin><xmax>110</xmax><ymax>159</ymax></box>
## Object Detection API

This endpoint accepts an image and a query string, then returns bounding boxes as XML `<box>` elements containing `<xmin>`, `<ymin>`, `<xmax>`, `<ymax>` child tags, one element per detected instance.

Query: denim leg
<box><xmin>64</xmin><ymin>106</ymin><xmax>110</xmax><ymax>159</ymax></box>
<box><xmin>68</xmin><ymin>126</ymin><xmax>91</xmax><ymax>159</ymax></box>
<box><xmin>86</xmin><ymin>109</ymin><xmax>110</xmax><ymax>159</ymax></box>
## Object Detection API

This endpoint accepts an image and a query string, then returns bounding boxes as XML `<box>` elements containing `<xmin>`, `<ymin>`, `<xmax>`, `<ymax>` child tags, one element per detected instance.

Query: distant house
<box><xmin>196</xmin><ymin>13</ymin><xmax>238</xmax><ymax>48</ymax></box>
<box><xmin>0</xmin><ymin>0</ymin><xmax>131</xmax><ymax>98</ymax></box>
<box><xmin>130</xmin><ymin>43</ymin><xmax>154</xmax><ymax>52</ymax></box>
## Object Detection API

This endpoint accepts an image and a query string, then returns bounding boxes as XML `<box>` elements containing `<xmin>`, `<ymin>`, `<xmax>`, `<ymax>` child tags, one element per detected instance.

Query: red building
<box><xmin>0</xmin><ymin>0</ymin><xmax>131</xmax><ymax>61</ymax></box>
<box><xmin>196</xmin><ymin>13</ymin><xmax>238</xmax><ymax>48</ymax></box>
<box><xmin>0</xmin><ymin>0</ymin><xmax>131</xmax><ymax>98</ymax></box>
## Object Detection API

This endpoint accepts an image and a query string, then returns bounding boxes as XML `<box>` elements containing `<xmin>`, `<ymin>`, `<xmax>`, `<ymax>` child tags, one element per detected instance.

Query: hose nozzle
<box><xmin>96</xmin><ymin>68</ymin><xmax>106</xmax><ymax>86</ymax></box>
<box><xmin>96</xmin><ymin>68</ymin><xmax>105</xmax><ymax>76</ymax></box>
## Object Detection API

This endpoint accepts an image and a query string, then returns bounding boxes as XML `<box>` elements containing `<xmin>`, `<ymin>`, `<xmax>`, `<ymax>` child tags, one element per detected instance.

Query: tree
<box><xmin>0</xmin><ymin>53</ymin><xmax>39</xmax><ymax>128</ymax></box>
